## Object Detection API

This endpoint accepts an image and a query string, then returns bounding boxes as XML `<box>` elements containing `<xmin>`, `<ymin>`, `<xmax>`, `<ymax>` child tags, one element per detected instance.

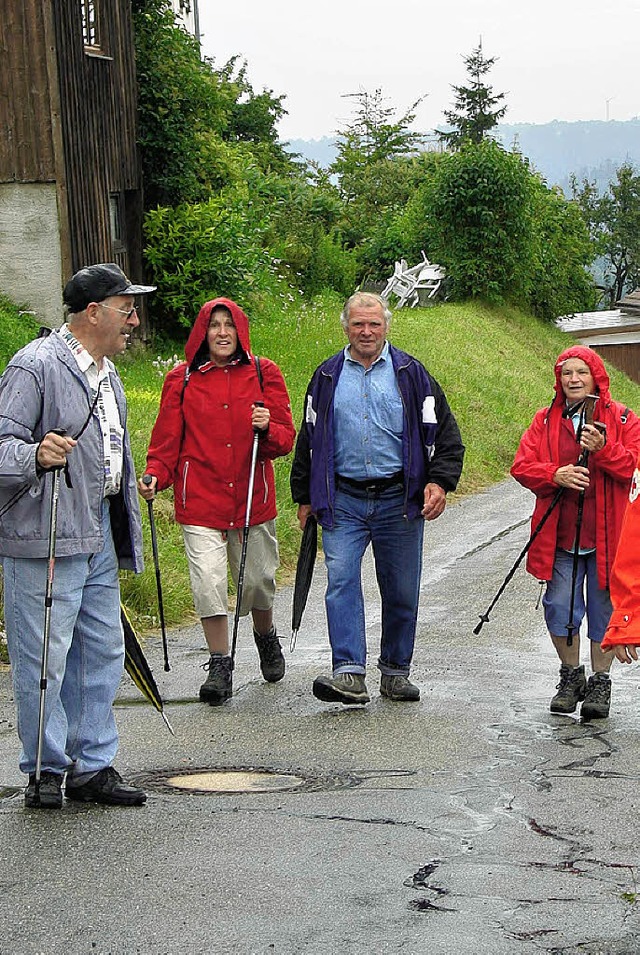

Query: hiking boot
<box><xmin>550</xmin><ymin>663</ymin><xmax>587</xmax><ymax>713</ymax></box>
<box><xmin>199</xmin><ymin>653</ymin><xmax>233</xmax><ymax>705</ymax></box>
<box><xmin>581</xmin><ymin>672</ymin><xmax>611</xmax><ymax>720</ymax></box>
<box><xmin>66</xmin><ymin>767</ymin><xmax>147</xmax><ymax>806</ymax></box>
<box><xmin>312</xmin><ymin>672</ymin><xmax>370</xmax><ymax>705</ymax></box>
<box><xmin>25</xmin><ymin>771</ymin><xmax>63</xmax><ymax>809</ymax></box>
<box><xmin>254</xmin><ymin>627</ymin><xmax>285</xmax><ymax>683</ymax></box>
<box><xmin>380</xmin><ymin>674</ymin><xmax>421</xmax><ymax>702</ymax></box>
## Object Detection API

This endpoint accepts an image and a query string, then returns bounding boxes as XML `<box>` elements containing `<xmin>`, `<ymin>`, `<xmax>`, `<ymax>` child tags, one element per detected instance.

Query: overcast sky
<box><xmin>197</xmin><ymin>0</ymin><xmax>640</xmax><ymax>141</ymax></box>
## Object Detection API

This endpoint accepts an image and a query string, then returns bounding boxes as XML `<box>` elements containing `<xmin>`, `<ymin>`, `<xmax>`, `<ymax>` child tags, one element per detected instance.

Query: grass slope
<box><xmin>2</xmin><ymin>290</ymin><xmax>640</xmax><ymax>636</ymax></box>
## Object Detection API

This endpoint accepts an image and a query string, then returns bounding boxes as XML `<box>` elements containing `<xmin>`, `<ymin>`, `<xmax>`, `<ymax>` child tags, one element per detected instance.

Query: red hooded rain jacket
<box><xmin>145</xmin><ymin>298</ymin><xmax>295</xmax><ymax>531</ymax></box>
<box><xmin>510</xmin><ymin>345</ymin><xmax>640</xmax><ymax>588</ymax></box>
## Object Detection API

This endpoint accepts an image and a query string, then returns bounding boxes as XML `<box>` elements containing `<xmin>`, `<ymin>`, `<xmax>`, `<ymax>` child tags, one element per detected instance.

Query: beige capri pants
<box><xmin>181</xmin><ymin>520</ymin><xmax>279</xmax><ymax>619</ymax></box>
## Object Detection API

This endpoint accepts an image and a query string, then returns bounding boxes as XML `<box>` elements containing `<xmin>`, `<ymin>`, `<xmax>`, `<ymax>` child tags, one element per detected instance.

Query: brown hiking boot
<box><xmin>254</xmin><ymin>627</ymin><xmax>285</xmax><ymax>683</ymax></box>
<box><xmin>581</xmin><ymin>672</ymin><xmax>611</xmax><ymax>720</ymax></box>
<box><xmin>550</xmin><ymin>664</ymin><xmax>587</xmax><ymax>714</ymax></box>
<box><xmin>199</xmin><ymin>653</ymin><xmax>233</xmax><ymax>705</ymax></box>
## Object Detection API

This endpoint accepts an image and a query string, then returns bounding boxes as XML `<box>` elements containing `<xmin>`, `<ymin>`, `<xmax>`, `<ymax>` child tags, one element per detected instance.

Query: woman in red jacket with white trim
<box><xmin>139</xmin><ymin>298</ymin><xmax>295</xmax><ymax>705</ymax></box>
<box><xmin>511</xmin><ymin>346</ymin><xmax>640</xmax><ymax>719</ymax></box>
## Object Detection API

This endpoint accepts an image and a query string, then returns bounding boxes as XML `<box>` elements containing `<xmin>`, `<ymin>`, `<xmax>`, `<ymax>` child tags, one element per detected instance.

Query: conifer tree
<box><xmin>438</xmin><ymin>41</ymin><xmax>507</xmax><ymax>149</ymax></box>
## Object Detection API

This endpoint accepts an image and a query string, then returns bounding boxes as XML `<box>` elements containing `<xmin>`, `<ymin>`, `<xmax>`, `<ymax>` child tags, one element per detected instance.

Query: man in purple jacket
<box><xmin>291</xmin><ymin>292</ymin><xmax>464</xmax><ymax>706</ymax></box>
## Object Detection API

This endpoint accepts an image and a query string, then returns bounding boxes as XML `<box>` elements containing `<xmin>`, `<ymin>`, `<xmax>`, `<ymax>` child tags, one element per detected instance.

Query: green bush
<box><xmin>143</xmin><ymin>190</ymin><xmax>273</xmax><ymax>333</ymax></box>
<box><xmin>420</xmin><ymin>141</ymin><xmax>533</xmax><ymax>304</ymax></box>
<box><xmin>528</xmin><ymin>181</ymin><xmax>597</xmax><ymax>320</ymax></box>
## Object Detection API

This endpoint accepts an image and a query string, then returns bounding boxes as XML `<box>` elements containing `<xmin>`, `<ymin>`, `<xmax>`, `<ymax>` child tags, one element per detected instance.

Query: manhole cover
<box><xmin>167</xmin><ymin>770</ymin><xmax>305</xmax><ymax>793</ymax></box>
<box><xmin>133</xmin><ymin>765</ymin><xmax>368</xmax><ymax>795</ymax></box>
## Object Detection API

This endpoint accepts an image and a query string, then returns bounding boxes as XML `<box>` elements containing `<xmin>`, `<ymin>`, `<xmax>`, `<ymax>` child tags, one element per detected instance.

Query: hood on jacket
<box><xmin>184</xmin><ymin>298</ymin><xmax>252</xmax><ymax>368</ymax></box>
<box><xmin>552</xmin><ymin>345</ymin><xmax>612</xmax><ymax>412</ymax></box>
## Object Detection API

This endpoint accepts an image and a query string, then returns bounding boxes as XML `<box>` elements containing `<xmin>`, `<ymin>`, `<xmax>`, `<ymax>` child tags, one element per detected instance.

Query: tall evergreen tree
<box><xmin>438</xmin><ymin>41</ymin><xmax>507</xmax><ymax>149</ymax></box>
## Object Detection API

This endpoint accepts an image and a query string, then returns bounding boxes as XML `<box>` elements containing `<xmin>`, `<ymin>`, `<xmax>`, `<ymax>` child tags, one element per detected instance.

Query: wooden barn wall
<box><xmin>0</xmin><ymin>0</ymin><xmax>56</xmax><ymax>181</ymax></box>
<box><xmin>52</xmin><ymin>0</ymin><xmax>142</xmax><ymax>276</ymax></box>
<box><xmin>592</xmin><ymin>343</ymin><xmax>640</xmax><ymax>386</ymax></box>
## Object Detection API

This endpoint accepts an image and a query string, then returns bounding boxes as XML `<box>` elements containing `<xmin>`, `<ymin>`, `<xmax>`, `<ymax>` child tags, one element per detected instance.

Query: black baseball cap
<box><xmin>63</xmin><ymin>263</ymin><xmax>156</xmax><ymax>313</ymax></box>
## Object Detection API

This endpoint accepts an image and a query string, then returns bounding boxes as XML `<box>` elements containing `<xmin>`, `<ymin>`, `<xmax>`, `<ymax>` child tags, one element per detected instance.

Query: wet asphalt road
<box><xmin>1</xmin><ymin>479</ymin><xmax>640</xmax><ymax>955</ymax></box>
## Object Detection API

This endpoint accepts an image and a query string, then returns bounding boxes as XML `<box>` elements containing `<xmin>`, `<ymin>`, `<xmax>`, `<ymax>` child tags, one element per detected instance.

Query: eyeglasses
<box><xmin>100</xmin><ymin>303</ymin><xmax>138</xmax><ymax>320</ymax></box>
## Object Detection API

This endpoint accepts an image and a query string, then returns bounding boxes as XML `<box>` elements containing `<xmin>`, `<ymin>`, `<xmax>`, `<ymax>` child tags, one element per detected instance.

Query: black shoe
<box><xmin>380</xmin><ymin>674</ymin><xmax>421</xmax><ymax>701</ymax></box>
<box><xmin>581</xmin><ymin>672</ymin><xmax>611</xmax><ymax>720</ymax></box>
<box><xmin>66</xmin><ymin>767</ymin><xmax>147</xmax><ymax>806</ymax></box>
<box><xmin>199</xmin><ymin>653</ymin><xmax>233</xmax><ymax>705</ymax></box>
<box><xmin>312</xmin><ymin>672</ymin><xmax>370</xmax><ymax>705</ymax></box>
<box><xmin>25</xmin><ymin>771</ymin><xmax>63</xmax><ymax>809</ymax></box>
<box><xmin>550</xmin><ymin>664</ymin><xmax>587</xmax><ymax>714</ymax></box>
<box><xmin>254</xmin><ymin>627</ymin><xmax>285</xmax><ymax>683</ymax></box>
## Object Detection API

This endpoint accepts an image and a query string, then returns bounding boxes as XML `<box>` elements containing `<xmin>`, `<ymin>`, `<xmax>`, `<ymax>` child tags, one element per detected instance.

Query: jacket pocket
<box><xmin>260</xmin><ymin>462</ymin><xmax>268</xmax><ymax>504</ymax></box>
<box><xmin>182</xmin><ymin>460</ymin><xmax>190</xmax><ymax>510</ymax></box>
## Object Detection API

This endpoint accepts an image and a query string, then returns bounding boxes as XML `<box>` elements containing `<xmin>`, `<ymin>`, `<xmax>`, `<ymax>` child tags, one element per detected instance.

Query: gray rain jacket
<box><xmin>0</xmin><ymin>330</ymin><xmax>143</xmax><ymax>569</ymax></box>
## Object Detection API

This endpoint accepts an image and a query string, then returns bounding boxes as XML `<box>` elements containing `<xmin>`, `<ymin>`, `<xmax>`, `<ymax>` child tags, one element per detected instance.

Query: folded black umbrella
<box><xmin>121</xmin><ymin>606</ymin><xmax>174</xmax><ymax>735</ymax></box>
<box><xmin>290</xmin><ymin>515</ymin><xmax>318</xmax><ymax>651</ymax></box>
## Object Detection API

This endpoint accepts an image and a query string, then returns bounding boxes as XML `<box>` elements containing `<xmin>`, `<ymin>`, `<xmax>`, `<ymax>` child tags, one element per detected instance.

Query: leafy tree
<box><xmin>143</xmin><ymin>189</ymin><xmax>272</xmax><ymax>331</ymax></box>
<box><xmin>528</xmin><ymin>181</ymin><xmax>596</xmax><ymax>320</ymax></box>
<box><xmin>572</xmin><ymin>162</ymin><xmax>640</xmax><ymax>306</ymax></box>
<box><xmin>332</xmin><ymin>89</ymin><xmax>425</xmax><ymax>191</ymax></box>
<box><xmin>132</xmin><ymin>0</ymin><xmax>297</xmax><ymax>209</ymax></box>
<box><xmin>439</xmin><ymin>41</ymin><xmax>507</xmax><ymax>149</ymax></box>
<box><xmin>331</xmin><ymin>90</ymin><xmax>426</xmax><ymax>251</ymax></box>
<box><xmin>419</xmin><ymin>141</ymin><xmax>532</xmax><ymax>303</ymax></box>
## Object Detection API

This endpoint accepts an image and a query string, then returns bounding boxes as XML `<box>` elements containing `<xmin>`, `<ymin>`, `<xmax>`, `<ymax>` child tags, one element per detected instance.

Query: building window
<box><xmin>81</xmin><ymin>0</ymin><xmax>100</xmax><ymax>49</ymax></box>
<box><xmin>109</xmin><ymin>194</ymin><xmax>126</xmax><ymax>256</ymax></box>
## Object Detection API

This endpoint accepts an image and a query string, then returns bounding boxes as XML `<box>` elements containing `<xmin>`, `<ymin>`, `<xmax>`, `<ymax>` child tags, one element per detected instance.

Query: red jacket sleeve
<box><xmin>510</xmin><ymin>410</ymin><xmax>558</xmax><ymax>494</ymax></box>
<box><xmin>256</xmin><ymin>358</ymin><xmax>296</xmax><ymax>460</ymax></box>
<box><xmin>144</xmin><ymin>365</ymin><xmax>187</xmax><ymax>491</ymax></box>
<box><xmin>602</xmin><ymin>466</ymin><xmax>640</xmax><ymax>649</ymax></box>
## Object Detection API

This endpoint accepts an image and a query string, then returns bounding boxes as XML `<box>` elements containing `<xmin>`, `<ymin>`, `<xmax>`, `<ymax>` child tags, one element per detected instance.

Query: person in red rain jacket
<box><xmin>139</xmin><ymin>298</ymin><xmax>295</xmax><ymax>705</ymax></box>
<box><xmin>601</xmin><ymin>462</ymin><xmax>640</xmax><ymax>663</ymax></box>
<box><xmin>511</xmin><ymin>345</ymin><xmax>640</xmax><ymax>719</ymax></box>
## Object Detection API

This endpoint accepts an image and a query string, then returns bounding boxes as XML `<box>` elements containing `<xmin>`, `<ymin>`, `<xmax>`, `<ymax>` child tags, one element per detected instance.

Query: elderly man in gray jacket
<box><xmin>0</xmin><ymin>263</ymin><xmax>153</xmax><ymax>808</ymax></box>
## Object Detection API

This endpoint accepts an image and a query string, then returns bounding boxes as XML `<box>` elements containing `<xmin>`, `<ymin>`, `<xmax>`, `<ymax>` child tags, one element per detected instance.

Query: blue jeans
<box><xmin>543</xmin><ymin>549</ymin><xmax>613</xmax><ymax>643</ymax></box>
<box><xmin>321</xmin><ymin>485</ymin><xmax>424</xmax><ymax>676</ymax></box>
<box><xmin>3</xmin><ymin>502</ymin><xmax>123</xmax><ymax>778</ymax></box>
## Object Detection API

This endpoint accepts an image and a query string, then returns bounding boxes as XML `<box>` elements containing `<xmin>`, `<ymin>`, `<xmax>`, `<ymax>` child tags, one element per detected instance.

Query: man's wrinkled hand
<box><xmin>297</xmin><ymin>504</ymin><xmax>312</xmax><ymax>530</ymax></box>
<box><xmin>422</xmin><ymin>483</ymin><xmax>446</xmax><ymax>521</ymax></box>
<box><xmin>36</xmin><ymin>431</ymin><xmax>76</xmax><ymax>470</ymax></box>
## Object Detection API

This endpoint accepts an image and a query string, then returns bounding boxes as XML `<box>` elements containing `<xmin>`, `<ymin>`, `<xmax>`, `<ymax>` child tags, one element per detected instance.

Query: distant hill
<box><xmin>286</xmin><ymin>119</ymin><xmax>640</xmax><ymax>193</ymax></box>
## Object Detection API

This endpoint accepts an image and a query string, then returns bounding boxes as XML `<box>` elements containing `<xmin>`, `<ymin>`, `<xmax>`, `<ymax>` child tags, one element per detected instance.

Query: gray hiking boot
<box><xmin>312</xmin><ymin>672</ymin><xmax>370</xmax><ymax>705</ymax></box>
<box><xmin>199</xmin><ymin>653</ymin><xmax>232</xmax><ymax>706</ymax></box>
<box><xmin>550</xmin><ymin>663</ymin><xmax>587</xmax><ymax>713</ymax></box>
<box><xmin>380</xmin><ymin>674</ymin><xmax>421</xmax><ymax>701</ymax></box>
<box><xmin>254</xmin><ymin>627</ymin><xmax>285</xmax><ymax>683</ymax></box>
<box><xmin>581</xmin><ymin>672</ymin><xmax>611</xmax><ymax>720</ymax></box>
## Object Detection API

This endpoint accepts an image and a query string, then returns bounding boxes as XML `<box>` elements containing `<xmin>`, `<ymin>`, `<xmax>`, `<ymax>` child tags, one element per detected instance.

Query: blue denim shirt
<box><xmin>333</xmin><ymin>342</ymin><xmax>403</xmax><ymax>479</ymax></box>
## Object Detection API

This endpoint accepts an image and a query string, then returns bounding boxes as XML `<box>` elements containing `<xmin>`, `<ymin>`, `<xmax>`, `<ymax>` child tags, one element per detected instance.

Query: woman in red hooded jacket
<box><xmin>139</xmin><ymin>298</ymin><xmax>295</xmax><ymax>705</ymax></box>
<box><xmin>511</xmin><ymin>345</ymin><xmax>640</xmax><ymax>719</ymax></box>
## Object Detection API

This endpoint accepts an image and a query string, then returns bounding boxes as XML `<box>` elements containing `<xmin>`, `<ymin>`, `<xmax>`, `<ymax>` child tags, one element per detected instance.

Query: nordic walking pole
<box><xmin>565</xmin><ymin>394</ymin><xmax>600</xmax><ymax>647</ymax></box>
<box><xmin>474</xmin><ymin>484</ymin><xmax>565</xmax><ymax>634</ymax></box>
<box><xmin>474</xmin><ymin>396</ymin><xmax>601</xmax><ymax>636</ymax></box>
<box><xmin>142</xmin><ymin>475</ymin><xmax>170</xmax><ymax>671</ymax></box>
<box><xmin>230</xmin><ymin>401</ymin><xmax>264</xmax><ymax>668</ymax></box>
<box><xmin>34</xmin><ymin>462</ymin><xmax>63</xmax><ymax>806</ymax></box>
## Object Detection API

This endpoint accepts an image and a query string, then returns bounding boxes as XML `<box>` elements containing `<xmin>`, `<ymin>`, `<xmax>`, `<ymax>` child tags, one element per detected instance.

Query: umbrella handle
<box><xmin>142</xmin><ymin>474</ymin><xmax>171</xmax><ymax>671</ymax></box>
